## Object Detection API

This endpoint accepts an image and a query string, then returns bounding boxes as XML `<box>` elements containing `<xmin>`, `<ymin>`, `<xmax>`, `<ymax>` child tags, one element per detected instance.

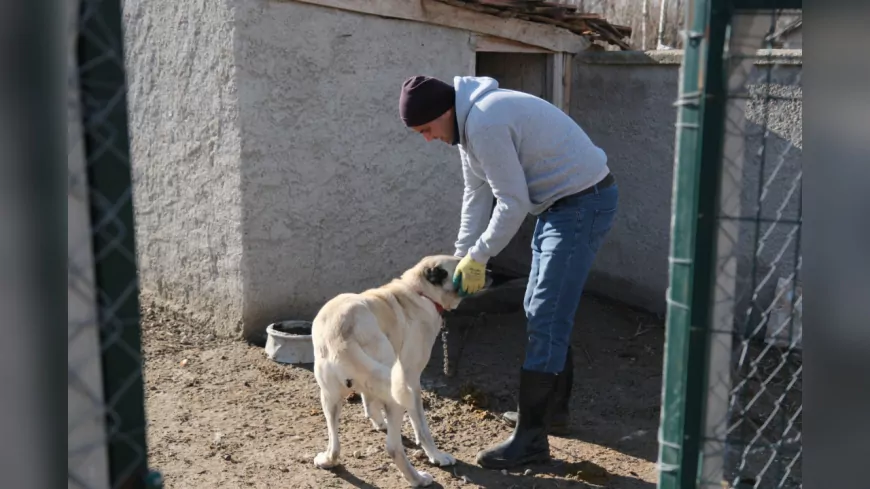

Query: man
<box><xmin>398</xmin><ymin>75</ymin><xmax>618</xmax><ymax>469</ymax></box>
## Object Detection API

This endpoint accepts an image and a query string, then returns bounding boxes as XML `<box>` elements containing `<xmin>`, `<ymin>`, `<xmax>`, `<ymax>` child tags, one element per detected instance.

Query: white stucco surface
<box><xmin>235</xmin><ymin>1</ymin><xmax>475</xmax><ymax>335</ymax></box>
<box><xmin>124</xmin><ymin>0</ymin><xmax>245</xmax><ymax>334</ymax></box>
<box><xmin>123</xmin><ymin>0</ymin><xmax>802</xmax><ymax>333</ymax></box>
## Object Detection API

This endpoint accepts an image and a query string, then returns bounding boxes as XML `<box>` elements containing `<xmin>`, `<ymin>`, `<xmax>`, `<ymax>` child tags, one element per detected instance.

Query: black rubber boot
<box><xmin>502</xmin><ymin>346</ymin><xmax>574</xmax><ymax>436</ymax></box>
<box><xmin>476</xmin><ymin>368</ymin><xmax>557</xmax><ymax>469</ymax></box>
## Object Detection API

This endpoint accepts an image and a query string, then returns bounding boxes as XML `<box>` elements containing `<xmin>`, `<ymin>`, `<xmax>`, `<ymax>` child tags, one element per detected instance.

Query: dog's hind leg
<box><xmin>384</xmin><ymin>403</ymin><xmax>433</xmax><ymax>487</ymax></box>
<box><xmin>361</xmin><ymin>392</ymin><xmax>387</xmax><ymax>432</ymax></box>
<box><xmin>314</xmin><ymin>388</ymin><xmax>343</xmax><ymax>469</ymax></box>
<box><xmin>407</xmin><ymin>388</ymin><xmax>455</xmax><ymax>467</ymax></box>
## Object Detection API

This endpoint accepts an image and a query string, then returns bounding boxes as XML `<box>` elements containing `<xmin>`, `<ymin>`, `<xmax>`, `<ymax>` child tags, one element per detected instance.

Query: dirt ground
<box><xmin>142</xmin><ymin>295</ymin><xmax>665</xmax><ymax>489</ymax></box>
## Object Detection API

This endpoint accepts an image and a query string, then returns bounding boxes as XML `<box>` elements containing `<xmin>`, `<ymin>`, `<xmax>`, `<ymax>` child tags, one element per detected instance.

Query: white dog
<box><xmin>311</xmin><ymin>255</ymin><xmax>474</xmax><ymax>487</ymax></box>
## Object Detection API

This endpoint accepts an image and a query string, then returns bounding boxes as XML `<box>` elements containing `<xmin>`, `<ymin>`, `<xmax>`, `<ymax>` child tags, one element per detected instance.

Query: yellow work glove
<box><xmin>453</xmin><ymin>255</ymin><xmax>486</xmax><ymax>296</ymax></box>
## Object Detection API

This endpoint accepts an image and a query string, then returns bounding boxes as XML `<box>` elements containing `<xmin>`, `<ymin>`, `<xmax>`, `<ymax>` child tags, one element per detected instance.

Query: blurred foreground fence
<box><xmin>65</xmin><ymin>0</ymin><xmax>804</xmax><ymax>487</ymax></box>
<box><xmin>68</xmin><ymin>0</ymin><xmax>160</xmax><ymax>488</ymax></box>
<box><xmin>657</xmin><ymin>1</ymin><xmax>802</xmax><ymax>489</ymax></box>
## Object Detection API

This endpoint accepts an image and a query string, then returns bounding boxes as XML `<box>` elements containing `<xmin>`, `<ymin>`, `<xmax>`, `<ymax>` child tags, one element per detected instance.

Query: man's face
<box><xmin>411</xmin><ymin>108</ymin><xmax>455</xmax><ymax>145</ymax></box>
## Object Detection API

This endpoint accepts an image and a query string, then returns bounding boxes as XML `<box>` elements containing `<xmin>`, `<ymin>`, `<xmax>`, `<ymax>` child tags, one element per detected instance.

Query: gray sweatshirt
<box><xmin>452</xmin><ymin>76</ymin><xmax>610</xmax><ymax>264</ymax></box>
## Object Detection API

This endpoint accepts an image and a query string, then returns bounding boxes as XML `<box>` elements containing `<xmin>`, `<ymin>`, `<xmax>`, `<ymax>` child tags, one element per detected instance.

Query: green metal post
<box><xmin>77</xmin><ymin>0</ymin><xmax>158</xmax><ymax>487</ymax></box>
<box><xmin>657</xmin><ymin>0</ymin><xmax>731</xmax><ymax>488</ymax></box>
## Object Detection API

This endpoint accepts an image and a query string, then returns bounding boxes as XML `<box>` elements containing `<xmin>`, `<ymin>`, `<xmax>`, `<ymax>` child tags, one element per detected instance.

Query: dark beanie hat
<box><xmin>399</xmin><ymin>76</ymin><xmax>455</xmax><ymax>127</ymax></box>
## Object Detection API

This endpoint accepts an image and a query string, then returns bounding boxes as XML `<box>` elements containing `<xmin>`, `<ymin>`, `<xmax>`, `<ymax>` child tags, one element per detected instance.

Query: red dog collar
<box><xmin>419</xmin><ymin>293</ymin><xmax>445</xmax><ymax>314</ymax></box>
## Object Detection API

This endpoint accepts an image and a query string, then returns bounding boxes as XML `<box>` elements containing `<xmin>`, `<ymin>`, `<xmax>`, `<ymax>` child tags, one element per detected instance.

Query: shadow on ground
<box><xmin>141</xmin><ymin>275</ymin><xmax>662</xmax><ymax>489</ymax></box>
<box><xmin>323</xmin><ymin>276</ymin><xmax>663</xmax><ymax>488</ymax></box>
<box><xmin>424</xmin><ymin>277</ymin><xmax>665</xmax><ymax>471</ymax></box>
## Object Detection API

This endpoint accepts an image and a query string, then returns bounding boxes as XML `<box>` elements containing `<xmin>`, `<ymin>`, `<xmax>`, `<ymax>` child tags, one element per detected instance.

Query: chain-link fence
<box><xmin>68</xmin><ymin>0</ymin><xmax>160</xmax><ymax>487</ymax></box>
<box><xmin>658</xmin><ymin>1</ymin><xmax>802</xmax><ymax>488</ymax></box>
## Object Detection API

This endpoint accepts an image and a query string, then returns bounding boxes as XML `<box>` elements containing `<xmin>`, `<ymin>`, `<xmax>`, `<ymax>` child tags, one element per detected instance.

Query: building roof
<box><xmin>773</xmin><ymin>18</ymin><xmax>802</xmax><ymax>39</ymax></box>
<box><xmin>766</xmin><ymin>16</ymin><xmax>802</xmax><ymax>47</ymax></box>
<box><xmin>432</xmin><ymin>0</ymin><xmax>633</xmax><ymax>50</ymax></box>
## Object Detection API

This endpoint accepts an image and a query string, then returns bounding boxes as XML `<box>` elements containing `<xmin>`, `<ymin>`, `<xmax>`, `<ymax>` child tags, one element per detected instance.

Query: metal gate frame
<box><xmin>74</xmin><ymin>0</ymin><xmax>161</xmax><ymax>487</ymax></box>
<box><xmin>657</xmin><ymin>1</ymin><xmax>801</xmax><ymax>488</ymax></box>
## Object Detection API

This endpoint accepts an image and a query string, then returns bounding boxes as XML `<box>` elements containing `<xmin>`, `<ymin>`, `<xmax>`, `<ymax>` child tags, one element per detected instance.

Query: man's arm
<box><xmin>465</xmin><ymin>124</ymin><xmax>532</xmax><ymax>264</ymax></box>
<box><xmin>454</xmin><ymin>147</ymin><xmax>493</xmax><ymax>257</ymax></box>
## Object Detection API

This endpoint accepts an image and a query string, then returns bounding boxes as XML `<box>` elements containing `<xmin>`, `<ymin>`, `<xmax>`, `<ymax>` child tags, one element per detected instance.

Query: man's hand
<box><xmin>453</xmin><ymin>255</ymin><xmax>486</xmax><ymax>296</ymax></box>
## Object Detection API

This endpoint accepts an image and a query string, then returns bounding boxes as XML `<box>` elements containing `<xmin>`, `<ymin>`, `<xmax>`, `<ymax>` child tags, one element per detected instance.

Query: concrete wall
<box><xmin>125</xmin><ymin>0</ymin><xmax>476</xmax><ymax>336</ymax></box>
<box><xmin>472</xmin><ymin>49</ymin><xmax>802</xmax><ymax>319</ymax></box>
<box><xmin>780</xmin><ymin>29</ymin><xmax>802</xmax><ymax>49</ymax></box>
<box><xmin>725</xmin><ymin>52</ymin><xmax>803</xmax><ymax>332</ymax></box>
<box><xmin>123</xmin><ymin>0</ymin><xmax>245</xmax><ymax>335</ymax></box>
<box><xmin>234</xmin><ymin>1</ymin><xmax>475</xmax><ymax>335</ymax></box>
<box><xmin>568</xmin><ymin>50</ymin><xmax>802</xmax><ymax>315</ymax></box>
<box><xmin>124</xmin><ymin>0</ymin><xmax>801</xmax><ymax>333</ymax></box>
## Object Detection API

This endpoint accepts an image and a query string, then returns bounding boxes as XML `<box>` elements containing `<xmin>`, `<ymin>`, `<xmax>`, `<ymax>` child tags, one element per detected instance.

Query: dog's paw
<box><xmin>313</xmin><ymin>451</ymin><xmax>339</xmax><ymax>469</ymax></box>
<box><xmin>411</xmin><ymin>471</ymin><xmax>434</xmax><ymax>487</ymax></box>
<box><xmin>370</xmin><ymin>420</ymin><xmax>387</xmax><ymax>432</ymax></box>
<box><xmin>427</xmin><ymin>450</ymin><xmax>456</xmax><ymax>467</ymax></box>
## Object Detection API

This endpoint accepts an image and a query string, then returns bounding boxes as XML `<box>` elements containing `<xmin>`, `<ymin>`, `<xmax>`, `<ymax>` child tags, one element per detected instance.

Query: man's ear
<box><xmin>423</xmin><ymin>266</ymin><xmax>448</xmax><ymax>285</ymax></box>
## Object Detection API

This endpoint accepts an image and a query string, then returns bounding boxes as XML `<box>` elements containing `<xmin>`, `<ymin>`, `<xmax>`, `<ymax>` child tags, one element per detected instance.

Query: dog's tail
<box><xmin>314</xmin><ymin>299</ymin><xmax>398</xmax><ymax>402</ymax></box>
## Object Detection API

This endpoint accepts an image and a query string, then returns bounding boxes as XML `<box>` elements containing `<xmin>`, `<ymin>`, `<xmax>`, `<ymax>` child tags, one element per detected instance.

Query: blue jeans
<box><xmin>522</xmin><ymin>182</ymin><xmax>619</xmax><ymax>373</ymax></box>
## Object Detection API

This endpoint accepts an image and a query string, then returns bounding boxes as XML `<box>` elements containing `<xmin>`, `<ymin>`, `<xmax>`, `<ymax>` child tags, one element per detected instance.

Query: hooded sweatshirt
<box><xmin>452</xmin><ymin>76</ymin><xmax>610</xmax><ymax>264</ymax></box>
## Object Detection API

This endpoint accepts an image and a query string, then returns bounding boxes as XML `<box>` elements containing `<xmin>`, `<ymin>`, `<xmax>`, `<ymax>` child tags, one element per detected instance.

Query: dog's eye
<box><xmin>424</xmin><ymin>266</ymin><xmax>448</xmax><ymax>285</ymax></box>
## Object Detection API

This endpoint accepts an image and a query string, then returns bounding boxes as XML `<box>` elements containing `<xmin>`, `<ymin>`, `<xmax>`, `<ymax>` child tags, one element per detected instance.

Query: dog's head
<box><xmin>403</xmin><ymin>254</ymin><xmax>490</xmax><ymax>312</ymax></box>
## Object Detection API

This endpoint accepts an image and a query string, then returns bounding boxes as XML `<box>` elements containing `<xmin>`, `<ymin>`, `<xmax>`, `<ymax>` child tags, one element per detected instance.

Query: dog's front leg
<box><xmin>408</xmin><ymin>388</ymin><xmax>456</xmax><ymax>467</ymax></box>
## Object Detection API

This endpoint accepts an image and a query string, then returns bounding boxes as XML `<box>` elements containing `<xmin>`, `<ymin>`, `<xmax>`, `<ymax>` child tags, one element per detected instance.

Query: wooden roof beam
<box><xmin>290</xmin><ymin>0</ymin><xmax>590</xmax><ymax>53</ymax></box>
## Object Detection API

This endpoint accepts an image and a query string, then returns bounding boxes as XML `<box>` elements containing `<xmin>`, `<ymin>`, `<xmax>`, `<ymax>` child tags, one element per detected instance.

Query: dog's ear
<box><xmin>423</xmin><ymin>266</ymin><xmax>448</xmax><ymax>286</ymax></box>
